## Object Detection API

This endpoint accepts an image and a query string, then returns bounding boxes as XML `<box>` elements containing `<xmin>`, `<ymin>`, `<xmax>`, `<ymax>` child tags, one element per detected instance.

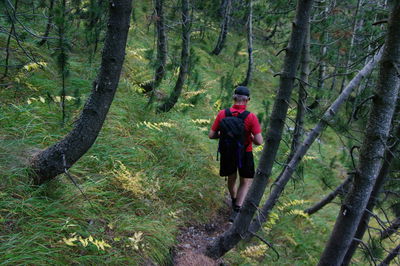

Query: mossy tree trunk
<box><xmin>205</xmin><ymin>0</ymin><xmax>314</xmax><ymax>259</ymax></box>
<box><xmin>318</xmin><ymin>2</ymin><xmax>400</xmax><ymax>264</ymax></box>
<box><xmin>156</xmin><ymin>0</ymin><xmax>190</xmax><ymax>113</ymax></box>
<box><xmin>30</xmin><ymin>0</ymin><xmax>132</xmax><ymax>185</ymax></box>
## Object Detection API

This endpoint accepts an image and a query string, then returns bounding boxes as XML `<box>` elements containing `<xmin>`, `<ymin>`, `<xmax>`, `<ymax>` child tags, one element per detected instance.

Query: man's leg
<box><xmin>227</xmin><ymin>172</ymin><xmax>238</xmax><ymax>206</ymax></box>
<box><xmin>235</xmin><ymin>177</ymin><xmax>253</xmax><ymax>207</ymax></box>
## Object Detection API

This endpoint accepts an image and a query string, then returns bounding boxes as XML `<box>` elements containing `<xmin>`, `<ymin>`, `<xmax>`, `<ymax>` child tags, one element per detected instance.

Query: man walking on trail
<box><xmin>209</xmin><ymin>86</ymin><xmax>263</xmax><ymax>222</ymax></box>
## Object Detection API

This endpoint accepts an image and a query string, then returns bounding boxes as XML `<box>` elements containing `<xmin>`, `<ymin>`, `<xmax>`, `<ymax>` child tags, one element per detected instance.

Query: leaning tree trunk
<box><xmin>211</xmin><ymin>0</ymin><xmax>231</xmax><ymax>55</ymax></box>
<box><xmin>318</xmin><ymin>2</ymin><xmax>400</xmax><ymax>264</ymax></box>
<box><xmin>240</xmin><ymin>0</ymin><xmax>253</xmax><ymax>86</ymax></box>
<box><xmin>143</xmin><ymin>0</ymin><xmax>168</xmax><ymax>93</ymax></box>
<box><xmin>38</xmin><ymin>0</ymin><xmax>54</xmax><ymax>47</ymax></box>
<box><xmin>342</xmin><ymin>105</ymin><xmax>400</xmax><ymax>265</ymax></box>
<box><xmin>205</xmin><ymin>0</ymin><xmax>314</xmax><ymax>259</ymax></box>
<box><xmin>30</xmin><ymin>0</ymin><xmax>132</xmax><ymax>185</ymax></box>
<box><xmin>156</xmin><ymin>0</ymin><xmax>190</xmax><ymax>113</ymax></box>
<box><xmin>248</xmin><ymin>47</ymin><xmax>383</xmax><ymax>234</ymax></box>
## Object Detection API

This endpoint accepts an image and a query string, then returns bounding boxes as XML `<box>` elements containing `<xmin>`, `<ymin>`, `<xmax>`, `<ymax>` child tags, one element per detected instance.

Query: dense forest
<box><xmin>0</xmin><ymin>0</ymin><xmax>399</xmax><ymax>265</ymax></box>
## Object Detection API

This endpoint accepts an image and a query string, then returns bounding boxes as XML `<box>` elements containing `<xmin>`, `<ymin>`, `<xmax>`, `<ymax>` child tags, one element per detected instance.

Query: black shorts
<box><xmin>220</xmin><ymin>151</ymin><xmax>255</xmax><ymax>178</ymax></box>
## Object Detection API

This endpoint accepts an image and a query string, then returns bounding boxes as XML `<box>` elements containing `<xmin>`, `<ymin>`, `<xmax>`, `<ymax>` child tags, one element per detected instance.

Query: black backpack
<box><xmin>218</xmin><ymin>108</ymin><xmax>250</xmax><ymax>167</ymax></box>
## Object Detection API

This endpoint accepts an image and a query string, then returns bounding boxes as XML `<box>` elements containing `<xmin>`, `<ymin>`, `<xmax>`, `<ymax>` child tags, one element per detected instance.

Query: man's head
<box><xmin>233</xmin><ymin>86</ymin><xmax>250</xmax><ymax>104</ymax></box>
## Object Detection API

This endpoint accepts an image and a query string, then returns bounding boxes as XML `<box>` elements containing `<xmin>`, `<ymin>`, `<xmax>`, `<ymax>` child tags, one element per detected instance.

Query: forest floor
<box><xmin>173</xmin><ymin>196</ymin><xmax>232</xmax><ymax>266</ymax></box>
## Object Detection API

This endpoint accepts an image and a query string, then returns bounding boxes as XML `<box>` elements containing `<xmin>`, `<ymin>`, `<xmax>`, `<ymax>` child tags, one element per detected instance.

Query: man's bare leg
<box><xmin>227</xmin><ymin>173</ymin><xmax>238</xmax><ymax>204</ymax></box>
<box><xmin>235</xmin><ymin>177</ymin><xmax>253</xmax><ymax>207</ymax></box>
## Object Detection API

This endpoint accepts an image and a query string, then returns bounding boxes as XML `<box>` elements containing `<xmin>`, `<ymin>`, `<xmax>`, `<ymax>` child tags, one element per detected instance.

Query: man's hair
<box><xmin>233</xmin><ymin>94</ymin><xmax>249</xmax><ymax>102</ymax></box>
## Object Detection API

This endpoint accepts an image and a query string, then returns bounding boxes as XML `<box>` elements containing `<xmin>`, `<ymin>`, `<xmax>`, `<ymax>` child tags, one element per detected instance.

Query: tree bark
<box><xmin>240</xmin><ymin>0</ymin><xmax>253</xmax><ymax>86</ymax></box>
<box><xmin>381</xmin><ymin>216</ymin><xmax>400</xmax><ymax>240</ymax></box>
<box><xmin>378</xmin><ymin>243</ymin><xmax>400</xmax><ymax>266</ymax></box>
<box><xmin>211</xmin><ymin>0</ymin><xmax>231</xmax><ymax>55</ymax></box>
<box><xmin>289</xmin><ymin>19</ymin><xmax>310</xmax><ymax>161</ymax></box>
<box><xmin>339</xmin><ymin>0</ymin><xmax>363</xmax><ymax>93</ymax></box>
<box><xmin>142</xmin><ymin>0</ymin><xmax>168</xmax><ymax>93</ymax></box>
<box><xmin>156</xmin><ymin>0</ymin><xmax>190</xmax><ymax>113</ymax></box>
<box><xmin>205</xmin><ymin>0</ymin><xmax>314</xmax><ymax>259</ymax></box>
<box><xmin>318</xmin><ymin>2</ymin><xmax>400</xmax><ymax>264</ymax></box>
<box><xmin>2</xmin><ymin>0</ymin><xmax>19</xmax><ymax>80</ymax></box>
<box><xmin>342</xmin><ymin>103</ymin><xmax>400</xmax><ymax>265</ymax></box>
<box><xmin>247</xmin><ymin>47</ymin><xmax>383</xmax><ymax>235</ymax></box>
<box><xmin>305</xmin><ymin>175</ymin><xmax>353</xmax><ymax>215</ymax></box>
<box><xmin>38</xmin><ymin>0</ymin><xmax>54</xmax><ymax>47</ymax></box>
<box><xmin>29</xmin><ymin>0</ymin><xmax>132</xmax><ymax>184</ymax></box>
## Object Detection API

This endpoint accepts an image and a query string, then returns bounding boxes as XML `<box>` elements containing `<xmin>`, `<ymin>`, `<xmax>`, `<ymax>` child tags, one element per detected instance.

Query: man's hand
<box><xmin>252</xmin><ymin>133</ymin><xmax>263</xmax><ymax>145</ymax></box>
<box><xmin>208</xmin><ymin>130</ymin><xmax>219</xmax><ymax>139</ymax></box>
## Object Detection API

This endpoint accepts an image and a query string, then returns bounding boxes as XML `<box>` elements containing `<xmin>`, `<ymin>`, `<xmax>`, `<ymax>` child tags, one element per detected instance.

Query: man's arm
<box><xmin>208</xmin><ymin>129</ymin><xmax>219</xmax><ymax>139</ymax></box>
<box><xmin>252</xmin><ymin>133</ymin><xmax>263</xmax><ymax>145</ymax></box>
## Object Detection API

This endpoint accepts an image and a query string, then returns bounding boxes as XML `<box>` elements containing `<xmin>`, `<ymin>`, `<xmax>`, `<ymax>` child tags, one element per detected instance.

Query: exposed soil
<box><xmin>173</xmin><ymin>198</ymin><xmax>233</xmax><ymax>266</ymax></box>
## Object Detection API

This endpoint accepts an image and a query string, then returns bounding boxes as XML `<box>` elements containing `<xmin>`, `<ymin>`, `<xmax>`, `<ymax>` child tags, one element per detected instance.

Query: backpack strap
<box><xmin>238</xmin><ymin>110</ymin><xmax>250</xmax><ymax>120</ymax></box>
<box><xmin>225</xmin><ymin>108</ymin><xmax>232</xmax><ymax>117</ymax></box>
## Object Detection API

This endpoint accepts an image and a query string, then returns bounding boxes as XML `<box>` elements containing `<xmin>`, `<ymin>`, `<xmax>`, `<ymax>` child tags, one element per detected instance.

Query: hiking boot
<box><xmin>229</xmin><ymin>210</ymin><xmax>239</xmax><ymax>223</ymax></box>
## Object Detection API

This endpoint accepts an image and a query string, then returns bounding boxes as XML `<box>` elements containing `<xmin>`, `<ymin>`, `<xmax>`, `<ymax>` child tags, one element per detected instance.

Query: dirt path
<box><xmin>173</xmin><ymin>200</ymin><xmax>232</xmax><ymax>266</ymax></box>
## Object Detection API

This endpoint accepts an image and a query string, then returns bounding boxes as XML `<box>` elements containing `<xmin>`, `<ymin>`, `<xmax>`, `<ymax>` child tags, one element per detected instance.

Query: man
<box><xmin>209</xmin><ymin>86</ymin><xmax>263</xmax><ymax>222</ymax></box>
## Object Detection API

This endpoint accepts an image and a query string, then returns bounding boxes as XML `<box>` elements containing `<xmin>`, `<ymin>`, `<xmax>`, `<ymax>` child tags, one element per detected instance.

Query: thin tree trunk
<box><xmin>318</xmin><ymin>2</ymin><xmax>400</xmax><ymax>264</ymax></box>
<box><xmin>381</xmin><ymin>216</ymin><xmax>400</xmax><ymax>240</ymax></box>
<box><xmin>339</xmin><ymin>0</ymin><xmax>363</xmax><ymax>93</ymax></box>
<box><xmin>240</xmin><ymin>0</ymin><xmax>253</xmax><ymax>86</ymax></box>
<box><xmin>248</xmin><ymin>47</ymin><xmax>383</xmax><ymax>235</ymax></box>
<box><xmin>153</xmin><ymin>0</ymin><xmax>168</xmax><ymax>88</ymax></box>
<box><xmin>156</xmin><ymin>0</ymin><xmax>190</xmax><ymax>113</ymax></box>
<box><xmin>289</xmin><ymin>20</ymin><xmax>310</xmax><ymax>160</ymax></box>
<box><xmin>342</xmin><ymin>104</ymin><xmax>400</xmax><ymax>265</ymax></box>
<box><xmin>38</xmin><ymin>0</ymin><xmax>54</xmax><ymax>47</ymax></box>
<box><xmin>305</xmin><ymin>175</ymin><xmax>353</xmax><ymax>215</ymax></box>
<box><xmin>30</xmin><ymin>0</ymin><xmax>133</xmax><ymax>185</ymax></box>
<box><xmin>205</xmin><ymin>0</ymin><xmax>314</xmax><ymax>259</ymax></box>
<box><xmin>211</xmin><ymin>0</ymin><xmax>231</xmax><ymax>55</ymax></box>
<box><xmin>378</xmin><ymin>244</ymin><xmax>400</xmax><ymax>266</ymax></box>
<box><xmin>143</xmin><ymin>0</ymin><xmax>168</xmax><ymax>93</ymax></box>
<box><xmin>2</xmin><ymin>0</ymin><xmax>19</xmax><ymax>79</ymax></box>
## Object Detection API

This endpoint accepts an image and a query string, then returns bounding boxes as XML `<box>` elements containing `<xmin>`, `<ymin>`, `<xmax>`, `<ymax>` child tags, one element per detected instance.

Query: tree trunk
<box><xmin>29</xmin><ymin>0</ymin><xmax>133</xmax><ymax>185</ymax></box>
<box><xmin>38</xmin><ymin>0</ymin><xmax>54</xmax><ymax>47</ymax></box>
<box><xmin>378</xmin><ymin>244</ymin><xmax>400</xmax><ymax>266</ymax></box>
<box><xmin>205</xmin><ymin>0</ymin><xmax>314</xmax><ymax>259</ymax></box>
<box><xmin>305</xmin><ymin>175</ymin><xmax>353</xmax><ymax>215</ymax></box>
<box><xmin>318</xmin><ymin>2</ymin><xmax>400</xmax><ymax>264</ymax></box>
<box><xmin>339</xmin><ymin>0</ymin><xmax>363</xmax><ymax>93</ymax></box>
<box><xmin>240</xmin><ymin>0</ymin><xmax>253</xmax><ymax>86</ymax></box>
<box><xmin>2</xmin><ymin>0</ymin><xmax>19</xmax><ymax>80</ymax></box>
<box><xmin>143</xmin><ymin>0</ymin><xmax>168</xmax><ymax>93</ymax></box>
<box><xmin>342</xmin><ymin>104</ymin><xmax>400</xmax><ymax>265</ymax></box>
<box><xmin>381</xmin><ymin>216</ymin><xmax>400</xmax><ymax>240</ymax></box>
<box><xmin>248</xmin><ymin>47</ymin><xmax>383</xmax><ymax>235</ymax></box>
<box><xmin>289</xmin><ymin>20</ymin><xmax>310</xmax><ymax>161</ymax></box>
<box><xmin>211</xmin><ymin>0</ymin><xmax>231</xmax><ymax>55</ymax></box>
<box><xmin>153</xmin><ymin>0</ymin><xmax>168</xmax><ymax>89</ymax></box>
<box><xmin>156</xmin><ymin>0</ymin><xmax>190</xmax><ymax>113</ymax></box>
